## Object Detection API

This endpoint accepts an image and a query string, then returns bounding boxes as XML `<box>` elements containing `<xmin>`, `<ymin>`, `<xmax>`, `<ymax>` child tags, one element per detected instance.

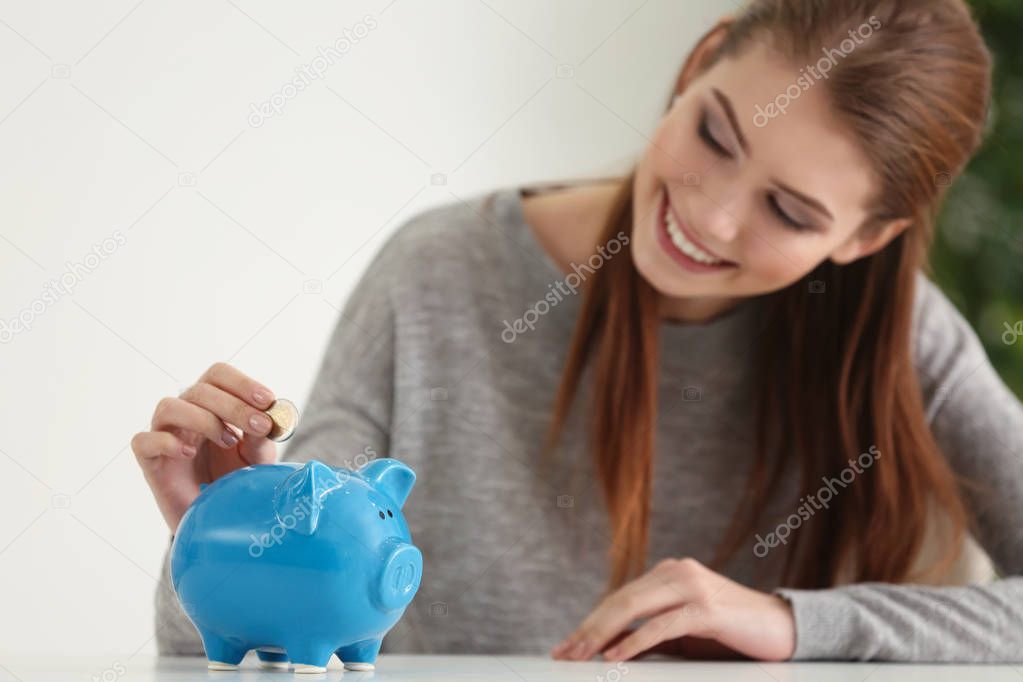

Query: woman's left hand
<box><xmin>550</xmin><ymin>558</ymin><xmax>796</xmax><ymax>662</ymax></box>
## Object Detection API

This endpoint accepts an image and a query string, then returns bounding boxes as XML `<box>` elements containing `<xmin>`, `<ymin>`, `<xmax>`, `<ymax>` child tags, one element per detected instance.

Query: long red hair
<box><xmin>545</xmin><ymin>0</ymin><xmax>993</xmax><ymax>592</ymax></box>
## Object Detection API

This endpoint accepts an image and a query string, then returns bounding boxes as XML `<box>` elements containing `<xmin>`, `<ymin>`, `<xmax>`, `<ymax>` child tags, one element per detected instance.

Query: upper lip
<box><xmin>665</xmin><ymin>194</ymin><xmax>735</xmax><ymax>264</ymax></box>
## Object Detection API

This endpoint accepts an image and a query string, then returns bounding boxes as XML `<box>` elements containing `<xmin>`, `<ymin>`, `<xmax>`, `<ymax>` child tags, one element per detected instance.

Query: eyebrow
<box><xmin>712</xmin><ymin>88</ymin><xmax>750</xmax><ymax>155</ymax></box>
<box><xmin>711</xmin><ymin>87</ymin><xmax>835</xmax><ymax>223</ymax></box>
<box><xmin>774</xmin><ymin>181</ymin><xmax>835</xmax><ymax>222</ymax></box>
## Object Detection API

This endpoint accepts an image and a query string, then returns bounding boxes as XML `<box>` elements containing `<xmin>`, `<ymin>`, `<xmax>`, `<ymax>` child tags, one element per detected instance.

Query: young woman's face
<box><xmin>631</xmin><ymin>41</ymin><xmax>891</xmax><ymax>318</ymax></box>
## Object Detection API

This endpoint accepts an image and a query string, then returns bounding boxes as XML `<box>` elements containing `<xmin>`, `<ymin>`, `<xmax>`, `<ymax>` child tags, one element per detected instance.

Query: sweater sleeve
<box><xmin>775</xmin><ymin>272</ymin><xmax>1023</xmax><ymax>662</ymax></box>
<box><xmin>153</xmin><ymin>241</ymin><xmax>399</xmax><ymax>656</ymax></box>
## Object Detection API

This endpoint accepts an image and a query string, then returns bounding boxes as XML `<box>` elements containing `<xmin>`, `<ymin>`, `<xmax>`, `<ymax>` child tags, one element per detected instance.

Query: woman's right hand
<box><xmin>132</xmin><ymin>362</ymin><xmax>279</xmax><ymax>534</ymax></box>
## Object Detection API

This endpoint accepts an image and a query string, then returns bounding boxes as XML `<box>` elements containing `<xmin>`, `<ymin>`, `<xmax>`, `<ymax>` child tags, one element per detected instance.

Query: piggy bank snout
<box><xmin>376</xmin><ymin>540</ymin><xmax>422</xmax><ymax>612</ymax></box>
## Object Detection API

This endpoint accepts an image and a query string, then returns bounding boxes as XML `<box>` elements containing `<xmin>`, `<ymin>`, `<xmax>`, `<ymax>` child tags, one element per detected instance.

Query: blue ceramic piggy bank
<box><xmin>170</xmin><ymin>458</ymin><xmax>422</xmax><ymax>673</ymax></box>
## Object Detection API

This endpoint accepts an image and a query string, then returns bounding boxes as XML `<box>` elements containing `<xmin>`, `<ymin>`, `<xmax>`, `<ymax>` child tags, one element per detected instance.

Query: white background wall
<box><xmin>0</xmin><ymin>0</ymin><xmax>722</xmax><ymax>658</ymax></box>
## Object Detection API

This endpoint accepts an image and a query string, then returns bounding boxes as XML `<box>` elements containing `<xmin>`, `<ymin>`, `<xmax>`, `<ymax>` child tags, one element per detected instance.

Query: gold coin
<box><xmin>264</xmin><ymin>398</ymin><xmax>299</xmax><ymax>442</ymax></box>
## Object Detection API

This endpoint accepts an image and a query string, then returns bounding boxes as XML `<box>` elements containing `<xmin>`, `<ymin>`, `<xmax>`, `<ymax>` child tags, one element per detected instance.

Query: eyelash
<box><xmin>768</xmin><ymin>194</ymin><xmax>811</xmax><ymax>231</ymax></box>
<box><xmin>698</xmin><ymin>113</ymin><xmax>730</xmax><ymax>157</ymax></box>
<box><xmin>697</xmin><ymin>111</ymin><xmax>812</xmax><ymax>232</ymax></box>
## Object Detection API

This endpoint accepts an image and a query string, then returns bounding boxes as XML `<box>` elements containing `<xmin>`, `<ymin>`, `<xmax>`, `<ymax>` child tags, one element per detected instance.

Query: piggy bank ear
<box><xmin>359</xmin><ymin>458</ymin><xmax>416</xmax><ymax>508</ymax></box>
<box><xmin>273</xmin><ymin>460</ymin><xmax>344</xmax><ymax>535</ymax></box>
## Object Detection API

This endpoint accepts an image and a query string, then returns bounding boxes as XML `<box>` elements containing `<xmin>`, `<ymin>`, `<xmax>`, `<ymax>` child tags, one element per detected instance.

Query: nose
<box><xmin>695</xmin><ymin>184</ymin><xmax>743</xmax><ymax>245</ymax></box>
<box><xmin>701</xmin><ymin>202</ymin><xmax>741</xmax><ymax>244</ymax></box>
<box><xmin>376</xmin><ymin>538</ymin><xmax>423</xmax><ymax>612</ymax></box>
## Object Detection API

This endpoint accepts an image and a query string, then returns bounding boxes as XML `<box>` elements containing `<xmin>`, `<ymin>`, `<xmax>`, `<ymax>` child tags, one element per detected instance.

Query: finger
<box><xmin>181</xmin><ymin>382</ymin><xmax>274</xmax><ymax>438</ymax></box>
<box><xmin>151</xmin><ymin>397</ymin><xmax>239</xmax><ymax>448</ymax></box>
<box><xmin>238</xmin><ymin>432</ymin><xmax>277</xmax><ymax>465</ymax></box>
<box><xmin>565</xmin><ymin>629</ymin><xmax>739</xmax><ymax>662</ymax></box>
<box><xmin>198</xmin><ymin>362</ymin><xmax>275</xmax><ymax>409</ymax></box>
<box><xmin>603</xmin><ymin>607</ymin><xmax>699</xmax><ymax>662</ymax></box>
<box><xmin>558</xmin><ymin>572</ymin><xmax>689</xmax><ymax>660</ymax></box>
<box><xmin>132</xmin><ymin>430</ymin><xmax>197</xmax><ymax>462</ymax></box>
<box><xmin>647</xmin><ymin>636</ymin><xmax>744</xmax><ymax>660</ymax></box>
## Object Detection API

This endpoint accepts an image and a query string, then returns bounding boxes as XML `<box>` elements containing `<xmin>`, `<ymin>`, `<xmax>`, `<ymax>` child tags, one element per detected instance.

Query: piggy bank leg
<box><xmin>335</xmin><ymin>638</ymin><xmax>382</xmax><ymax>671</ymax></box>
<box><xmin>283</xmin><ymin>642</ymin><xmax>334</xmax><ymax>674</ymax></box>
<box><xmin>255</xmin><ymin>648</ymin><xmax>290</xmax><ymax>670</ymax></box>
<box><xmin>199</xmin><ymin>631</ymin><xmax>247</xmax><ymax>670</ymax></box>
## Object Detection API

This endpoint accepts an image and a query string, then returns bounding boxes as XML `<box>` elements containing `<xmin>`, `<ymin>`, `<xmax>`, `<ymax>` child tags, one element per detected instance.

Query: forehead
<box><xmin>698</xmin><ymin>41</ymin><xmax>878</xmax><ymax>226</ymax></box>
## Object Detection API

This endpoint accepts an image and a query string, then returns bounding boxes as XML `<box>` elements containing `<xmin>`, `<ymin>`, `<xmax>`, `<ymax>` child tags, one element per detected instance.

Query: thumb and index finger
<box><xmin>196</xmin><ymin>362</ymin><xmax>298</xmax><ymax>467</ymax></box>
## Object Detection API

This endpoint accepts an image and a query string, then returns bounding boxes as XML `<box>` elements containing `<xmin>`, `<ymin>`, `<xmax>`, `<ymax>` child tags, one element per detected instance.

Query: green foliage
<box><xmin>929</xmin><ymin>0</ymin><xmax>1023</xmax><ymax>396</ymax></box>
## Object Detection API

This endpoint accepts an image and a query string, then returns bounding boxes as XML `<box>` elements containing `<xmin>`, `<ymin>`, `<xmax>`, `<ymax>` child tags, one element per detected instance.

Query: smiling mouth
<box><xmin>657</xmin><ymin>188</ymin><xmax>738</xmax><ymax>272</ymax></box>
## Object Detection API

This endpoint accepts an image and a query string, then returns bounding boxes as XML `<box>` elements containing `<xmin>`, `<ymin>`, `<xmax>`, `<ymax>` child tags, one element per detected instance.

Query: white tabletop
<box><xmin>3</xmin><ymin>653</ymin><xmax>1021</xmax><ymax>681</ymax></box>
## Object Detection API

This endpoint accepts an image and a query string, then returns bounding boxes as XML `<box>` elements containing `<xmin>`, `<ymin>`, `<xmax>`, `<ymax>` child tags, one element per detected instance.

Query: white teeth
<box><xmin>664</xmin><ymin>204</ymin><xmax>723</xmax><ymax>265</ymax></box>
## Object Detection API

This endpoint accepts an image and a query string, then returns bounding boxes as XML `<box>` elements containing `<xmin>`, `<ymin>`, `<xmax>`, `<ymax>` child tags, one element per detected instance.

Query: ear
<box><xmin>359</xmin><ymin>458</ymin><xmax>416</xmax><ymax>509</ymax></box>
<box><xmin>830</xmin><ymin>217</ymin><xmax>913</xmax><ymax>265</ymax></box>
<box><xmin>667</xmin><ymin>16</ymin><xmax>734</xmax><ymax>110</ymax></box>
<box><xmin>272</xmin><ymin>460</ymin><xmax>344</xmax><ymax>536</ymax></box>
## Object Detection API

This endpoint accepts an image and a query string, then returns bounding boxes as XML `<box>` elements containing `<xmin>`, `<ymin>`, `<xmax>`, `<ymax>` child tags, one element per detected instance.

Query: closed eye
<box><xmin>768</xmin><ymin>194</ymin><xmax>812</xmax><ymax>232</ymax></box>
<box><xmin>698</xmin><ymin>109</ymin><xmax>731</xmax><ymax>158</ymax></box>
<box><xmin>699</xmin><ymin>106</ymin><xmax>817</xmax><ymax>233</ymax></box>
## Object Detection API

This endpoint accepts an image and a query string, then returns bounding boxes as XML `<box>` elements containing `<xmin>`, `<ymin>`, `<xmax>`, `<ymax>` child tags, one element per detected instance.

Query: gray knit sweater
<box><xmin>155</xmin><ymin>185</ymin><xmax>1023</xmax><ymax>662</ymax></box>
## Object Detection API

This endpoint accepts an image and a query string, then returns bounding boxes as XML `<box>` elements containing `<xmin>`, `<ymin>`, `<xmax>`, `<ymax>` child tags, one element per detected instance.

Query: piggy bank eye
<box><xmin>378</xmin><ymin>511</ymin><xmax>385</xmax><ymax>520</ymax></box>
<box><xmin>387</xmin><ymin>509</ymin><xmax>393</xmax><ymax>518</ymax></box>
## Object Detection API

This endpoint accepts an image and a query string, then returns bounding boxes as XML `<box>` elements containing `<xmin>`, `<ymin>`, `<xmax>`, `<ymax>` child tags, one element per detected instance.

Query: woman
<box><xmin>134</xmin><ymin>0</ymin><xmax>1023</xmax><ymax>663</ymax></box>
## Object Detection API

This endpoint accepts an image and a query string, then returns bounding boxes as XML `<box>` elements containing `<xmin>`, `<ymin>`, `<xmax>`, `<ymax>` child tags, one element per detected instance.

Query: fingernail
<box><xmin>571</xmin><ymin>640</ymin><xmax>589</xmax><ymax>659</ymax></box>
<box><xmin>604</xmin><ymin>646</ymin><xmax>620</xmax><ymax>660</ymax></box>
<box><xmin>551</xmin><ymin>640</ymin><xmax>569</xmax><ymax>656</ymax></box>
<box><xmin>182</xmin><ymin>444</ymin><xmax>197</xmax><ymax>458</ymax></box>
<box><xmin>253</xmin><ymin>390</ymin><xmax>272</xmax><ymax>407</ymax></box>
<box><xmin>222</xmin><ymin>431</ymin><xmax>238</xmax><ymax>447</ymax></box>
<box><xmin>250</xmin><ymin>413</ymin><xmax>272</xmax><ymax>433</ymax></box>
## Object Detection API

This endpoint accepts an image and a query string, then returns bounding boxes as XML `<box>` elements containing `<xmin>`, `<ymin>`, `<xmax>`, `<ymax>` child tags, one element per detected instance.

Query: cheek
<box><xmin>629</xmin><ymin>207</ymin><xmax>656</xmax><ymax>268</ymax></box>
<box><xmin>740</xmin><ymin>234</ymin><xmax>832</xmax><ymax>290</ymax></box>
<box><xmin>644</xmin><ymin>114</ymin><xmax>714</xmax><ymax>182</ymax></box>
